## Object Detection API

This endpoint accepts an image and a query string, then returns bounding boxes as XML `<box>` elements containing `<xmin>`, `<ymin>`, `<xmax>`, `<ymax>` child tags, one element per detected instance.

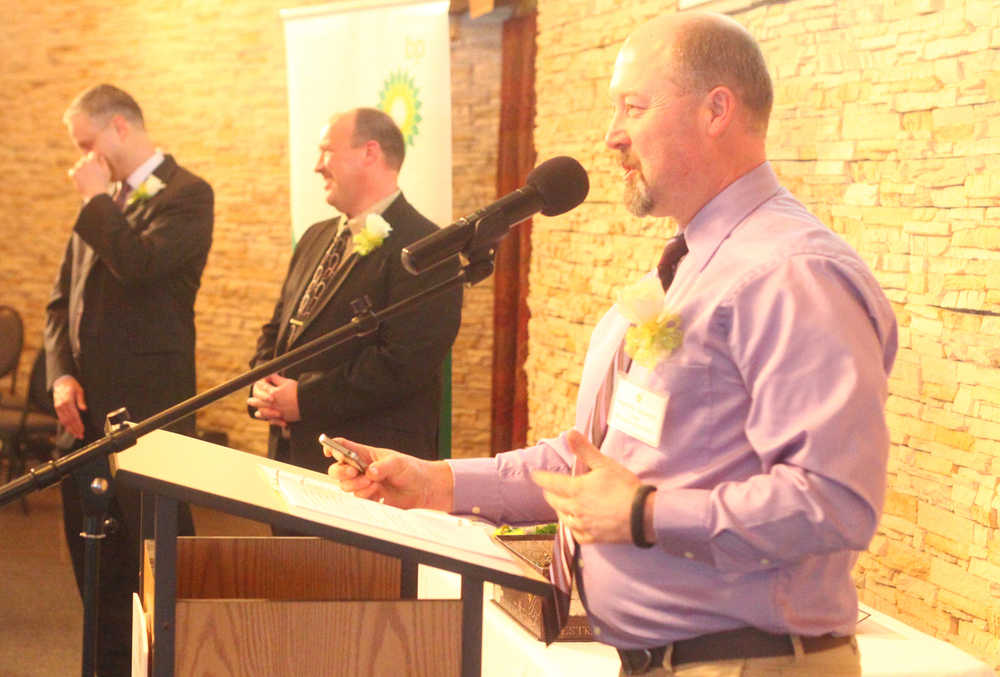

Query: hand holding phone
<box><xmin>319</xmin><ymin>434</ymin><xmax>370</xmax><ymax>474</ymax></box>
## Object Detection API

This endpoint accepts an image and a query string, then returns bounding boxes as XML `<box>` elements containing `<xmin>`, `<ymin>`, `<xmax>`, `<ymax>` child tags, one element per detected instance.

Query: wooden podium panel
<box><xmin>171</xmin><ymin>537</ymin><xmax>402</xmax><ymax>600</ymax></box>
<box><xmin>174</xmin><ymin>599</ymin><xmax>461</xmax><ymax>677</ymax></box>
<box><xmin>141</xmin><ymin>537</ymin><xmax>460</xmax><ymax>677</ymax></box>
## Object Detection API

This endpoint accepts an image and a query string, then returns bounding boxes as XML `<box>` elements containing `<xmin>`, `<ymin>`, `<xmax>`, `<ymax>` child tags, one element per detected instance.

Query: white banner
<box><xmin>282</xmin><ymin>0</ymin><xmax>452</xmax><ymax>243</ymax></box>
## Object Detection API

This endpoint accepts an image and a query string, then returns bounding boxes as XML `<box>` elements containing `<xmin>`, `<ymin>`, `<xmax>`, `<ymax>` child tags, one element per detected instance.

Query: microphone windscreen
<box><xmin>526</xmin><ymin>156</ymin><xmax>590</xmax><ymax>217</ymax></box>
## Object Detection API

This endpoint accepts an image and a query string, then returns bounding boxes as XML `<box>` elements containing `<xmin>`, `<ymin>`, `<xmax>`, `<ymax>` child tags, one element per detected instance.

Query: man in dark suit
<box><xmin>44</xmin><ymin>83</ymin><xmax>213</xmax><ymax>676</ymax></box>
<box><xmin>248</xmin><ymin>107</ymin><xmax>461</xmax><ymax>476</ymax></box>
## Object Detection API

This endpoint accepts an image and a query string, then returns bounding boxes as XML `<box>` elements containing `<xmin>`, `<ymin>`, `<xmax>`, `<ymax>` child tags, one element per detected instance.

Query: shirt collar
<box><xmin>124</xmin><ymin>149</ymin><xmax>165</xmax><ymax>192</ymax></box>
<box><xmin>343</xmin><ymin>189</ymin><xmax>401</xmax><ymax>236</ymax></box>
<box><xmin>682</xmin><ymin>161</ymin><xmax>782</xmax><ymax>273</ymax></box>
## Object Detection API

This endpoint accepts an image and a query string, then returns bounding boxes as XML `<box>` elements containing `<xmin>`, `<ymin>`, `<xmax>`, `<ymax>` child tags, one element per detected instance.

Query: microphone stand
<box><xmin>0</xmin><ymin>251</ymin><xmax>490</xmax><ymax>677</ymax></box>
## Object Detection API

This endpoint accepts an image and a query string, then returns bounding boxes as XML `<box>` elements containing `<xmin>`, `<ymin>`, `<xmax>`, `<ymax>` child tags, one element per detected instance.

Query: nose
<box><xmin>605</xmin><ymin>112</ymin><xmax>628</xmax><ymax>150</ymax></box>
<box><xmin>314</xmin><ymin>154</ymin><xmax>325</xmax><ymax>174</ymax></box>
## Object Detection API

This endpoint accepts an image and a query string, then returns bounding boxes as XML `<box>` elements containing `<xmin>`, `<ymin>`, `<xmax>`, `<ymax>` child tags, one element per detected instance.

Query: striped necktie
<box><xmin>544</xmin><ymin>233</ymin><xmax>688</xmax><ymax>642</ymax></box>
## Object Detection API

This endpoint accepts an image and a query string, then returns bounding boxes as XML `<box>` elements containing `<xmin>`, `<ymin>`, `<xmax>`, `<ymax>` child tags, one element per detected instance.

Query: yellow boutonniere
<box><xmin>125</xmin><ymin>175</ymin><xmax>166</xmax><ymax>208</ymax></box>
<box><xmin>353</xmin><ymin>213</ymin><xmax>392</xmax><ymax>256</ymax></box>
<box><xmin>616</xmin><ymin>276</ymin><xmax>683</xmax><ymax>368</ymax></box>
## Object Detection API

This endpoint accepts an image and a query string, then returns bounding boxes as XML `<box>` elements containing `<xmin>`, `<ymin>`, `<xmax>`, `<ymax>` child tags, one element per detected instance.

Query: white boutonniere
<box><xmin>126</xmin><ymin>175</ymin><xmax>166</xmax><ymax>208</ymax></box>
<box><xmin>353</xmin><ymin>213</ymin><xmax>393</xmax><ymax>256</ymax></box>
<box><xmin>615</xmin><ymin>276</ymin><xmax>683</xmax><ymax>368</ymax></box>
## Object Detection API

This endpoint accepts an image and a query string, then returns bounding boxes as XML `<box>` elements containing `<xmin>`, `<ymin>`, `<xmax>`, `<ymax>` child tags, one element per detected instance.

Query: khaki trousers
<box><xmin>618</xmin><ymin>637</ymin><xmax>861</xmax><ymax>677</ymax></box>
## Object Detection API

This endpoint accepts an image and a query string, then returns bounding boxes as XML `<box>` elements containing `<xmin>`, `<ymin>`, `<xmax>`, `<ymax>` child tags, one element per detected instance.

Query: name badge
<box><xmin>608</xmin><ymin>373</ymin><xmax>668</xmax><ymax>447</ymax></box>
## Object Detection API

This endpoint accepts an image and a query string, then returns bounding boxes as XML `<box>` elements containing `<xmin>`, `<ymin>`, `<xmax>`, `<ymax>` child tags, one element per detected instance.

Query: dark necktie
<box><xmin>656</xmin><ymin>233</ymin><xmax>688</xmax><ymax>291</ymax></box>
<box><xmin>545</xmin><ymin>232</ymin><xmax>689</xmax><ymax>642</ymax></box>
<box><xmin>286</xmin><ymin>226</ymin><xmax>352</xmax><ymax>347</ymax></box>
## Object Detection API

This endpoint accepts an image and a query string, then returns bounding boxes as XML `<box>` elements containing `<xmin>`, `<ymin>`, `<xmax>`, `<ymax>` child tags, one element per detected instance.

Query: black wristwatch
<box><xmin>631</xmin><ymin>484</ymin><xmax>657</xmax><ymax>548</ymax></box>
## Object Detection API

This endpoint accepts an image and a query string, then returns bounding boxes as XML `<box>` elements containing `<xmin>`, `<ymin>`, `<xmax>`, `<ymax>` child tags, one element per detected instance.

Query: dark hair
<box><xmin>673</xmin><ymin>16</ymin><xmax>773</xmax><ymax>133</ymax></box>
<box><xmin>64</xmin><ymin>83</ymin><xmax>145</xmax><ymax>129</ymax></box>
<box><xmin>351</xmin><ymin>107</ymin><xmax>406</xmax><ymax>170</ymax></box>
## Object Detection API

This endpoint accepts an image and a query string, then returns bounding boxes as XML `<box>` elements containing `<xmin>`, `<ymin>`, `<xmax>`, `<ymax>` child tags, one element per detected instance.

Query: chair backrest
<box><xmin>0</xmin><ymin>305</ymin><xmax>24</xmax><ymax>393</ymax></box>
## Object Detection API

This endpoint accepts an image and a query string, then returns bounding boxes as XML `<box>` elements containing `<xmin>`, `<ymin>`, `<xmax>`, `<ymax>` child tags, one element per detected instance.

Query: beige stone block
<box><xmin>912</xmin><ymin>448</ymin><xmax>956</xmax><ymax>475</ymax></box>
<box><xmin>910</xmin><ymin>314</ymin><xmax>945</xmax><ymax>337</ymax></box>
<box><xmin>931</xmin><ymin>185</ymin><xmax>970</xmax><ymax>207</ymax></box>
<box><xmin>953</xmin><ymin>226</ymin><xmax>1000</xmax><ymax>250</ymax></box>
<box><xmin>922</xmin><ymin>381</ymin><xmax>957</xmax><ymax>401</ymax></box>
<box><xmin>844</xmin><ymin>182</ymin><xmax>880</xmax><ymax>205</ymax></box>
<box><xmin>896</xmin><ymin>595</ymin><xmax>953</xmax><ymax>635</ymax></box>
<box><xmin>842</xmin><ymin>107</ymin><xmax>901</xmax><ymax>140</ymax></box>
<box><xmin>877</xmin><ymin>512</ymin><xmax>918</xmax><ymax>537</ymax></box>
<box><xmin>903</xmin><ymin>219</ymin><xmax>951</xmax><ymax>235</ymax></box>
<box><xmin>884</xmin><ymin>488</ymin><xmax>919</xmax><ymax>522</ymax></box>
<box><xmin>929</xmin><ymin>557</ymin><xmax>991</xmax><ymax>602</ymax></box>
<box><xmin>969</xmin><ymin>418</ymin><xmax>1000</xmax><ymax>442</ymax></box>
<box><xmin>925</xmin><ymin>531</ymin><xmax>972</xmax><ymax>562</ymax></box>
<box><xmin>920</xmin><ymin>502</ymin><xmax>976</xmax><ymax>544</ymax></box>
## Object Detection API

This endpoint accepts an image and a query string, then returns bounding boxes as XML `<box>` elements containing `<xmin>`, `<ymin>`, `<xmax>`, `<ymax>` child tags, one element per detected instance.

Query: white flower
<box><xmin>615</xmin><ymin>276</ymin><xmax>666</xmax><ymax>325</ymax></box>
<box><xmin>616</xmin><ymin>275</ymin><xmax>683</xmax><ymax>368</ymax></box>
<box><xmin>126</xmin><ymin>175</ymin><xmax>166</xmax><ymax>207</ymax></box>
<box><xmin>353</xmin><ymin>213</ymin><xmax>393</xmax><ymax>256</ymax></box>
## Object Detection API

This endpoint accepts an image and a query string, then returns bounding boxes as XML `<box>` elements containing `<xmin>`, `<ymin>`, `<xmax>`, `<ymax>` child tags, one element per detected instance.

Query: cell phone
<box><xmin>318</xmin><ymin>434</ymin><xmax>370</xmax><ymax>474</ymax></box>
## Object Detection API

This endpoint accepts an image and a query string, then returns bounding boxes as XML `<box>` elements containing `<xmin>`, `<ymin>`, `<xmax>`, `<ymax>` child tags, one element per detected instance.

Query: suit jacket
<box><xmin>250</xmin><ymin>193</ymin><xmax>462</xmax><ymax>472</ymax></box>
<box><xmin>45</xmin><ymin>155</ymin><xmax>214</xmax><ymax>437</ymax></box>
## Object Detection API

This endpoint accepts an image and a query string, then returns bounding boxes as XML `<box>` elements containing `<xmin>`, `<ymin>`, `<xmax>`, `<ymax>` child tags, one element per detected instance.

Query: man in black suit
<box><xmin>248</xmin><ymin>108</ymin><xmax>461</xmax><ymax>475</ymax></box>
<box><xmin>44</xmin><ymin>83</ymin><xmax>213</xmax><ymax>676</ymax></box>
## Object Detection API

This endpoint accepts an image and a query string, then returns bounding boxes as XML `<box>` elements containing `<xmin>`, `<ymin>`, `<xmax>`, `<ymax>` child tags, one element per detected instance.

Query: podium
<box><xmin>113</xmin><ymin>430</ymin><xmax>551</xmax><ymax>677</ymax></box>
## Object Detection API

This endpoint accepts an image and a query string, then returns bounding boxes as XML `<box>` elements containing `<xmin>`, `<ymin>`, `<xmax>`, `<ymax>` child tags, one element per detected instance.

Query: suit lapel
<box><xmin>124</xmin><ymin>155</ymin><xmax>177</xmax><ymax>220</ymax></box>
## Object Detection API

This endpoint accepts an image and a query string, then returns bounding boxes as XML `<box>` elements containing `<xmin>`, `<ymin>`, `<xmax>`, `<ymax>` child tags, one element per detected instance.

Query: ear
<box><xmin>109</xmin><ymin>114</ymin><xmax>130</xmax><ymax>140</ymax></box>
<box><xmin>361</xmin><ymin>139</ymin><xmax>381</xmax><ymax>167</ymax></box>
<box><xmin>702</xmin><ymin>85</ymin><xmax>737</xmax><ymax>139</ymax></box>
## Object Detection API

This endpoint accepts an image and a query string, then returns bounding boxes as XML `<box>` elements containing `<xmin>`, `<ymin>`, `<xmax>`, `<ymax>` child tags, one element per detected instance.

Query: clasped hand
<box><xmin>248</xmin><ymin>373</ymin><xmax>301</xmax><ymax>426</ymax></box>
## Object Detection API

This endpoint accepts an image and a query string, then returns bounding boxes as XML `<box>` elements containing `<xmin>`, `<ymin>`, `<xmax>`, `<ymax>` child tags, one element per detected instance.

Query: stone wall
<box><xmin>0</xmin><ymin>1</ymin><xmax>502</xmax><ymax>460</ymax></box>
<box><xmin>531</xmin><ymin>0</ymin><xmax>999</xmax><ymax>667</ymax></box>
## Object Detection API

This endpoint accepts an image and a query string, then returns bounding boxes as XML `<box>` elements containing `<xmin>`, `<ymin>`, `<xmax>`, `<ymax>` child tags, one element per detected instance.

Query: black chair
<box><xmin>0</xmin><ymin>349</ymin><xmax>60</xmax><ymax>510</ymax></box>
<box><xmin>0</xmin><ymin>305</ymin><xmax>24</xmax><ymax>400</ymax></box>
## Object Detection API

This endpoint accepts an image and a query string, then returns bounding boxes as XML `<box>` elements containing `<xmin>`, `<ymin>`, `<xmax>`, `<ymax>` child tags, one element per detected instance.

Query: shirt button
<box><xmin>760</xmin><ymin>558</ymin><xmax>771</xmax><ymax>565</ymax></box>
<box><xmin>593</xmin><ymin>626</ymin><xmax>602</xmax><ymax>636</ymax></box>
<box><xmin>472</xmin><ymin>506</ymin><xmax>481</xmax><ymax>514</ymax></box>
<box><xmin>684</xmin><ymin>552</ymin><xmax>694</xmax><ymax>559</ymax></box>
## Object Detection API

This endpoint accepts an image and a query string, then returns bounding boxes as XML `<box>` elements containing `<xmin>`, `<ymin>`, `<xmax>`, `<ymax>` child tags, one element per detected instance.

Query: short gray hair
<box><xmin>672</xmin><ymin>16</ymin><xmax>773</xmax><ymax>133</ymax></box>
<box><xmin>64</xmin><ymin>84</ymin><xmax>145</xmax><ymax>129</ymax></box>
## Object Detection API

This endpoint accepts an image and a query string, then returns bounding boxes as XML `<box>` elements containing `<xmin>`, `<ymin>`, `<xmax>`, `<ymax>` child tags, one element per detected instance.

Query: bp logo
<box><xmin>378</xmin><ymin>70</ymin><xmax>422</xmax><ymax>147</ymax></box>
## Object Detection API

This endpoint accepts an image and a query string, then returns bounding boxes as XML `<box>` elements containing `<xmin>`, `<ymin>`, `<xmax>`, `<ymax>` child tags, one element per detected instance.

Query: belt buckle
<box><xmin>619</xmin><ymin>648</ymin><xmax>659</xmax><ymax>675</ymax></box>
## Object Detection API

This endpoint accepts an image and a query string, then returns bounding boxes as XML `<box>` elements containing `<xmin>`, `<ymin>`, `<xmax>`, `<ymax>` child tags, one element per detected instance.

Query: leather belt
<box><xmin>617</xmin><ymin>628</ymin><xmax>853</xmax><ymax>674</ymax></box>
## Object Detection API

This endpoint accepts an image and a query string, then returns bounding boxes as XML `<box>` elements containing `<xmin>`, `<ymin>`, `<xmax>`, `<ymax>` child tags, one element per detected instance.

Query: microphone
<box><xmin>401</xmin><ymin>156</ymin><xmax>589</xmax><ymax>276</ymax></box>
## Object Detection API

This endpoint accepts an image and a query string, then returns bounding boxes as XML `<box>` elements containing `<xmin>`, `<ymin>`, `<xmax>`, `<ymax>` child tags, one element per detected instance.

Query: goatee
<box><xmin>624</xmin><ymin>173</ymin><xmax>654</xmax><ymax>217</ymax></box>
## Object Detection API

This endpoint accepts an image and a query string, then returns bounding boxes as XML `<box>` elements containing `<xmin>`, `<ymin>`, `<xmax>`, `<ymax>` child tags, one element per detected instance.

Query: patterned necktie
<box><xmin>286</xmin><ymin>226</ymin><xmax>352</xmax><ymax>347</ymax></box>
<box><xmin>544</xmin><ymin>233</ymin><xmax>688</xmax><ymax>642</ymax></box>
<box><xmin>113</xmin><ymin>181</ymin><xmax>130</xmax><ymax>208</ymax></box>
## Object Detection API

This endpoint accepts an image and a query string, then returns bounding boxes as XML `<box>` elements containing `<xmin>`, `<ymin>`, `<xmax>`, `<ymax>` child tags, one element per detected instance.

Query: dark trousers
<box><xmin>60</xmin><ymin>424</ymin><xmax>195</xmax><ymax>677</ymax></box>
